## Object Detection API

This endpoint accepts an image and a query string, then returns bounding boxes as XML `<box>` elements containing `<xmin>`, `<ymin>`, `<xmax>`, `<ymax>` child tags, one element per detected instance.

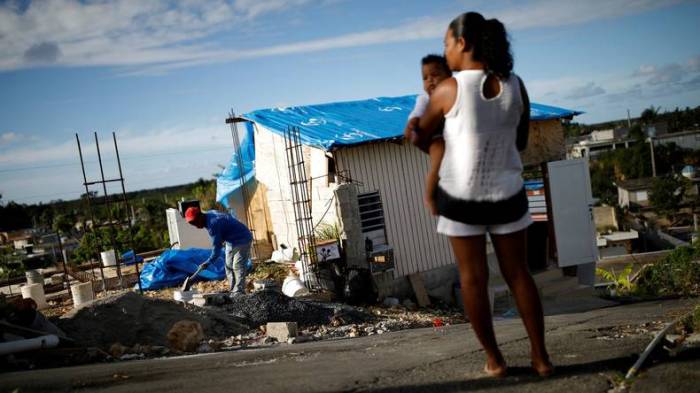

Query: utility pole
<box><xmin>649</xmin><ymin>136</ymin><xmax>657</xmax><ymax>177</ymax></box>
<box><xmin>627</xmin><ymin>109</ymin><xmax>632</xmax><ymax>128</ymax></box>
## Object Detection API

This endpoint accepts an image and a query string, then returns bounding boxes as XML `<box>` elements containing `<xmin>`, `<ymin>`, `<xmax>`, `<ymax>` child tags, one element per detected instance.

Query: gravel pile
<box><xmin>56</xmin><ymin>291</ymin><xmax>250</xmax><ymax>348</ymax></box>
<box><xmin>222</xmin><ymin>290</ymin><xmax>370</xmax><ymax>327</ymax></box>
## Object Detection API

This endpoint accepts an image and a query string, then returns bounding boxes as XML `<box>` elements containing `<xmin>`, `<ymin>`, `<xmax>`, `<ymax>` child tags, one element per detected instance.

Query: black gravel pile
<box><xmin>222</xmin><ymin>291</ymin><xmax>369</xmax><ymax>327</ymax></box>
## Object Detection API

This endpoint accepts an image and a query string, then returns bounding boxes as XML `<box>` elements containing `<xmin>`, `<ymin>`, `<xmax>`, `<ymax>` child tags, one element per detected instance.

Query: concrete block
<box><xmin>408</xmin><ymin>273</ymin><xmax>431</xmax><ymax>307</ymax></box>
<box><xmin>266</xmin><ymin>322</ymin><xmax>298</xmax><ymax>342</ymax></box>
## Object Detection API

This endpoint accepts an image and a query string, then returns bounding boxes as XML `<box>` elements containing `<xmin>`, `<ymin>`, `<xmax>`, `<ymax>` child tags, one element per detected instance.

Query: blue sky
<box><xmin>1</xmin><ymin>0</ymin><xmax>699</xmax><ymax>204</ymax></box>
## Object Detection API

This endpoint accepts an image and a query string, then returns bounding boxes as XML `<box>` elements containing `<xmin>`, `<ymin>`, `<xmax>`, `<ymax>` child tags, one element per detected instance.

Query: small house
<box><xmin>217</xmin><ymin>95</ymin><xmax>588</xmax><ymax>298</ymax></box>
<box><xmin>616</xmin><ymin>178</ymin><xmax>653</xmax><ymax>208</ymax></box>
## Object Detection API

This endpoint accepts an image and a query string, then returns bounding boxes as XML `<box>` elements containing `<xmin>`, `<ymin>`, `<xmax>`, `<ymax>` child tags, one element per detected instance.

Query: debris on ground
<box><xmin>592</xmin><ymin>321</ymin><xmax>666</xmax><ymax>340</ymax></box>
<box><xmin>55</xmin><ymin>291</ymin><xmax>250</xmax><ymax>349</ymax></box>
<box><xmin>109</xmin><ymin>342</ymin><xmax>170</xmax><ymax>359</ymax></box>
<box><xmin>248</xmin><ymin>262</ymin><xmax>291</xmax><ymax>284</ymax></box>
<box><xmin>10</xmin><ymin>272</ymin><xmax>469</xmax><ymax>371</ymax></box>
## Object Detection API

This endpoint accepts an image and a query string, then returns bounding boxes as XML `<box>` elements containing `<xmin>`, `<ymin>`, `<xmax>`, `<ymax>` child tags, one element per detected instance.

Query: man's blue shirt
<box><xmin>203</xmin><ymin>211</ymin><xmax>253</xmax><ymax>265</ymax></box>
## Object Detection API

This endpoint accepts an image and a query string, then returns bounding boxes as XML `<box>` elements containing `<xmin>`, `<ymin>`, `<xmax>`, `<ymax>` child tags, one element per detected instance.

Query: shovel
<box><xmin>181</xmin><ymin>263</ymin><xmax>208</xmax><ymax>292</ymax></box>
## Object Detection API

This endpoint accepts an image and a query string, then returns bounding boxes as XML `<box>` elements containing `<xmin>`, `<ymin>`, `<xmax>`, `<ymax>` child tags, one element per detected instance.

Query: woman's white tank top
<box><xmin>439</xmin><ymin>69</ymin><xmax>524</xmax><ymax>202</ymax></box>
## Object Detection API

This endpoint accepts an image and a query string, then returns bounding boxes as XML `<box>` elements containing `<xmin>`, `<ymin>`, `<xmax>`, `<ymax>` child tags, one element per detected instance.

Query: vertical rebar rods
<box><xmin>75</xmin><ymin>132</ymin><xmax>142</xmax><ymax>294</ymax></box>
<box><xmin>76</xmin><ymin>134</ymin><xmax>107</xmax><ymax>292</ymax></box>
<box><xmin>284</xmin><ymin>126</ymin><xmax>319</xmax><ymax>289</ymax></box>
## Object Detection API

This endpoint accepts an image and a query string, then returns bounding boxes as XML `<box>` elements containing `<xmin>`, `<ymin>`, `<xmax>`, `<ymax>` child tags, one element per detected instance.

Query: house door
<box><xmin>546</xmin><ymin>159</ymin><xmax>598</xmax><ymax>268</ymax></box>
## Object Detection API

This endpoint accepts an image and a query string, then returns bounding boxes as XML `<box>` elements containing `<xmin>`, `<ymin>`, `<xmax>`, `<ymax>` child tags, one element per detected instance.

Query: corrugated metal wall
<box><xmin>334</xmin><ymin>141</ymin><xmax>455</xmax><ymax>277</ymax></box>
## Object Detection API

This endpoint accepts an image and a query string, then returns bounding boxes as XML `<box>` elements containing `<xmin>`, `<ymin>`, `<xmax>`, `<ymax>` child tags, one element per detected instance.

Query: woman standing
<box><xmin>412</xmin><ymin>12</ymin><xmax>553</xmax><ymax>377</ymax></box>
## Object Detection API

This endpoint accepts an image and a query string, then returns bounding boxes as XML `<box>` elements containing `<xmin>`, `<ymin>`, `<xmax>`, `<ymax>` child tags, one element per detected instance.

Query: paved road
<box><xmin>2</xmin><ymin>299</ymin><xmax>698</xmax><ymax>393</ymax></box>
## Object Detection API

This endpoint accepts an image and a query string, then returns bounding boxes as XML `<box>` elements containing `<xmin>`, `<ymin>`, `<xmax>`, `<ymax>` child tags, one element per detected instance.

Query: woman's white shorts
<box><xmin>436</xmin><ymin>211</ymin><xmax>533</xmax><ymax>237</ymax></box>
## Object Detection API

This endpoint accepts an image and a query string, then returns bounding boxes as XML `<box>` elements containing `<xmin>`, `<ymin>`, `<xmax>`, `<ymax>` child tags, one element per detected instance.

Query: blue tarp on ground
<box><xmin>242</xmin><ymin>94</ymin><xmax>583</xmax><ymax>151</ymax></box>
<box><xmin>216</xmin><ymin>122</ymin><xmax>256</xmax><ymax>207</ymax></box>
<box><xmin>139</xmin><ymin>248</ymin><xmax>225</xmax><ymax>291</ymax></box>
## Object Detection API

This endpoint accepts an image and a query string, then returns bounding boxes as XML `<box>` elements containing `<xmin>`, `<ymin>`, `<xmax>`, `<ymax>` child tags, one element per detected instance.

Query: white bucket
<box><xmin>21</xmin><ymin>283</ymin><xmax>48</xmax><ymax>310</ymax></box>
<box><xmin>282</xmin><ymin>275</ymin><xmax>310</xmax><ymax>298</ymax></box>
<box><xmin>100</xmin><ymin>250</ymin><xmax>117</xmax><ymax>267</ymax></box>
<box><xmin>294</xmin><ymin>261</ymin><xmax>307</xmax><ymax>282</ymax></box>
<box><xmin>25</xmin><ymin>269</ymin><xmax>44</xmax><ymax>285</ymax></box>
<box><xmin>71</xmin><ymin>282</ymin><xmax>94</xmax><ymax>309</ymax></box>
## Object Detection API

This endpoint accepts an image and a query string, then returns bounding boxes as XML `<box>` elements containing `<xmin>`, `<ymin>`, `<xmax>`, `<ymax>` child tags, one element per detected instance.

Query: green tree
<box><xmin>589</xmin><ymin>161</ymin><xmax>617</xmax><ymax>205</ymax></box>
<box><xmin>0</xmin><ymin>200</ymin><xmax>31</xmax><ymax>230</ymax></box>
<box><xmin>649</xmin><ymin>174</ymin><xmax>688</xmax><ymax>219</ymax></box>
<box><xmin>52</xmin><ymin>213</ymin><xmax>75</xmax><ymax>235</ymax></box>
<box><xmin>192</xmin><ymin>178</ymin><xmax>221</xmax><ymax>211</ymax></box>
<box><xmin>640</xmin><ymin>106</ymin><xmax>660</xmax><ymax>125</ymax></box>
<box><xmin>627</xmin><ymin>124</ymin><xmax>645</xmax><ymax>141</ymax></box>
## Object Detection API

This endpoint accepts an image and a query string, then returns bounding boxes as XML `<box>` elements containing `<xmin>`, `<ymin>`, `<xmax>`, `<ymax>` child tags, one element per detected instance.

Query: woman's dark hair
<box><xmin>421</xmin><ymin>54</ymin><xmax>451</xmax><ymax>75</ymax></box>
<box><xmin>448</xmin><ymin>12</ymin><xmax>513</xmax><ymax>78</ymax></box>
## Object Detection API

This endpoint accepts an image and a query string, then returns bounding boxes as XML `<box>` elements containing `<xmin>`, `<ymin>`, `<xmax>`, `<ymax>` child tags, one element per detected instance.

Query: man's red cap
<box><xmin>185</xmin><ymin>207</ymin><xmax>201</xmax><ymax>222</ymax></box>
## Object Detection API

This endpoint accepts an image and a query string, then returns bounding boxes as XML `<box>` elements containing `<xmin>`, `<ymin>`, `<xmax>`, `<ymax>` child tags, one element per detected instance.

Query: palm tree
<box><xmin>640</xmin><ymin>106</ymin><xmax>661</xmax><ymax>125</ymax></box>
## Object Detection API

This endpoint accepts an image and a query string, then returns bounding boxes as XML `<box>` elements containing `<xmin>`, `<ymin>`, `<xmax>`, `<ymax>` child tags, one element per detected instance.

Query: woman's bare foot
<box><xmin>531</xmin><ymin>359</ymin><xmax>554</xmax><ymax>377</ymax></box>
<box><xmin>483</xmin><ymin>362</ymin><xmax>507</xmax><ymax>378</ymax></box>
<box><xmin>483</xmin><ymin>356</ymin><xmax>507</xmax><ymax>378</ymax></box>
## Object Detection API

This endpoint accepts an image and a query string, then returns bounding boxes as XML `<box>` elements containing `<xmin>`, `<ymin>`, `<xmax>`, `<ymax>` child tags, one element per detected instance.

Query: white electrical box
<box><xmin>547</xmin><ymin>159</ymin><xmax>598</xmax><ymax>267</ymax></box>
<box><xmin>165</xmin><ymin>208</ymin><xmax>211</xmax><ymax>249</ymax></box>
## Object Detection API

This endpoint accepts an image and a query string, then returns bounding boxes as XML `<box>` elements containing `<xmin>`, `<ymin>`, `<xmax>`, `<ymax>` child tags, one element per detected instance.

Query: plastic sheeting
<box><xmin>216</xmin><ymin>121</ymin><xmax>256</xmax><ymax>207</ymax></box>
<box><xmin>139</xmin><ymin>248</ymin><xmax>226</xmax><ymax>291</ymax></box>
<box><xmin>215</xmin><ymin>95</ymin><xmax>581</xmax><ymax>204</ymax></box>
<box><xmin>243</xmin><ymin>95</ymin><xmax>582</xmax><ymax>151</ymax></box>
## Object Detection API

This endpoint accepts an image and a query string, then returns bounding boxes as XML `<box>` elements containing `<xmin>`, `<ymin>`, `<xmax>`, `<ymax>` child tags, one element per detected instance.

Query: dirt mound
<box><xmin>222</xmin><ymin>291</ymin><xmax>370</xmax><ymax>327</ymax></box>
<box><xmin>56</xmin><ymin>291</ymin><xmax>250</xmax><ymax>348</ymax></box>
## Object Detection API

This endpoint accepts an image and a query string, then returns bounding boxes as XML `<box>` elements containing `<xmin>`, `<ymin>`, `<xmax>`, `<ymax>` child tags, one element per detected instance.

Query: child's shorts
<box><xmin>436</xmin><ymin>211</ymin><xmax>532</xmax><ymax>237</ymax></box>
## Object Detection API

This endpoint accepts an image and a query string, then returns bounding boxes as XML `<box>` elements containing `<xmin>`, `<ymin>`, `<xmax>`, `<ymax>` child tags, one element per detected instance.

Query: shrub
<box><xmin>596</xmin><ymin>264</ymin><xmax>635</xmax><ymax>297</ymax></box>
<box><xmin>635</xmin><ymin>245</ymin><xmax>700</xmax><ymax>297</ymax></box>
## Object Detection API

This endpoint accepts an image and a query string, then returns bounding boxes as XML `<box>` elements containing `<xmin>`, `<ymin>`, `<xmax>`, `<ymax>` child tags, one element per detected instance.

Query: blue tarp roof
<box><xmin>216</xmin><ymin>122</ymin><xmax>255</xmax><ymax>207</ymax></box>
<box><xmin>242</xmin><ymin>94</ymin><xmax>582</xmax><ymax>151</ymax></box>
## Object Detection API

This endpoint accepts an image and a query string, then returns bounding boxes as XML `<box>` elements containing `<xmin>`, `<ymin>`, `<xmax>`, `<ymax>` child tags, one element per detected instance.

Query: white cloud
<box><xmin>0</xmin><ymin>123</ymin><xmax>231</xmax><ymax>167</ymax></box>
<box><xmin>526</xmin><ymin>76</ymin><xmax>585</xmax><ymax>101</ymax></box>
<box><xmin>688</xmin><ymin>55</ymin><xmax>700</xmax><ymax>72</ymax></box>
<box><xmin>0</xmin><ymin>0</ymin><xmax>688</xmax><ymax>74</ymax></box>
<box><xmin>564</xmin><ymin>82</ymin><xmax>606</xmax><ymax>100</ymax></box>
<box><xmin>233</xmin><ymin>0</ymin><xmax>312</xmax><ymax>20</ymax></box>
<box><xmin>0</xmin><ymin>132</ymin><xmax>19</xmax><ymax>144</ymax></box>
<box><xmin>634</xmin><ymin>64</ymin><xmax>657</xmax><ymax>77</ymax></box>
<box><xmin>493</xmin><ymin>0</ymin><xmax>685</xmax><ymax>30</ymax></box>
<box><xmin>0</xmin><ymin>0</ymin><xmax>315</xmax><ymax>70</ymax></box>
<box><xmin>0</xmin><ymin>122</ymin><xmax>237</xmax><ymax>203</ymax></box>
<box><xmin>524</xmin><ymin>53</ymin><xmax>700</xmax><ymax>122</ymax></box>
<box><xmin>646</xmin><ymin>63</ymin><xmax>686</xmax><ymax>85</ymax></box>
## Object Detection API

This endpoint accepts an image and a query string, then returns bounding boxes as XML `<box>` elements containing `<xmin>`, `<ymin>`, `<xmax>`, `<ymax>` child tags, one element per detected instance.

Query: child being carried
<box><xmin>404</xmin><ymin>54</ymin><xmax>452</xmax><ymax>215</ymax></box>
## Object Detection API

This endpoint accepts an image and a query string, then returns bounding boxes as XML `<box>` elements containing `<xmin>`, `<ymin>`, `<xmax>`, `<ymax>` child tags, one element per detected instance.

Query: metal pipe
<box><xmin>56</xmin><ymin>230</ymin><xmax>68</xmax><ymax>288</ymax></box>
<box><xmin>624</xmin><ymin>321</ymin><xmax>677</xmax><ymax>380</ymax></box>
<box><xmin>113</xmin><ymin>132</ymin><xmax>143</xmax><ymax>293</ymax></box>
<box><xmin>0</xmin><ymin>335</ymin><xmax>60</xmax><ymax>356</ymax></box>
<box><xmin>95</xmin><ymin>132</ymin><xmax>123</xmax><ymax>287</ymax></box>
<box><xmin>228</xmin><ymin>111</ymin><xmax>258</xmax><ymax>259</ymax></box>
